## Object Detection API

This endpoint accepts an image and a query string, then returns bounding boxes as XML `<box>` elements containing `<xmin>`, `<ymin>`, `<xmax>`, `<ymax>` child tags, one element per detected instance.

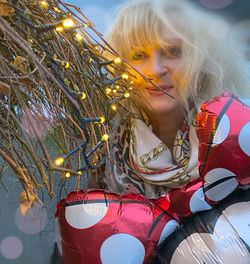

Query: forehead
<box><xmin>132</xmin><ymin>25</ymin><xmax>182</xmax><ymax>51</ymax></box>
<box><xmin>160</xmin><ymin>27</ymin><xmax>182</xmax><ymax>45</ymax></box>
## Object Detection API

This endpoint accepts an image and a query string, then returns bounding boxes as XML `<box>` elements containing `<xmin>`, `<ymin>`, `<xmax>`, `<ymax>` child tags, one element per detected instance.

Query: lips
<box><xmin>145</xmin><ymin>86</ymin><xmax>173</xmax><ymax>96</ymax></box>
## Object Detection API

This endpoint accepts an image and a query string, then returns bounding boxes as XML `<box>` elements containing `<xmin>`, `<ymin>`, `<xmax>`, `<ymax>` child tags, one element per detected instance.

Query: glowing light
<box><xmin>114</xmin><ymin>57</ymin><xmax>121</xmax><ymax>64</ymax></box>
<box><xmin>40</xmin><ymin>1</ymin><xmax>48</xmax><ymax>8</ymax></box>
<box><xmin>129</xmin><ymin>87</ymin><xmax>133</xmax><ymax>91</ymax></box>
<box><xmin>112</xmin><ymin>89</ymin><xmax>117</xmax><ymax>94</ymax></box>
<box><xmin>83</xmin><ymin>23</ymin><xmax>88</xmax><ymax>27</ymax></box>
<box><xmin>81</xmin><ymin>92</ymin><xmax>86</xmax><ymax>99</ymax></box>
<box><xmin>116</xmin><ymin>85</ymin><xmax>120</xmax><ymax>89</ymax></box>
<box><xmin>130</xmin><ymin>81</ymin><xmax>134</xmax><ymax>84</ymax></box>
<box><xmin>100</xmin><ymin>116</ymin><xmax>105</xmax><ymax>123</ymax></box>
<box><xmin>105</xmin><ymin>88</ymin><xmax>111</xmax><ymax>94</ymax></box>
<box><xmin>56</xmin><ymin>26</ymin><xmax>64</xmax><ymax>32</ymax></box>
<box><xmin>122</xmin><ymin>73</ymin><xmax>129</xmax><ymax>80</ymax></box>
<box><xmin>63</xmin><ymin>19</ymin><xmax>74</xmax><ymax>28</ymax></box>
<box><xmin>124</xmin><ymin>92</ymin><xmax>130</xmax><ymax>98</ymax></box>
<box><xmin>111</xmin><ymin>104</ymin><xmax>117</xmax><ymax>111</ymax></box>
<box><xmin>29</xmin><ymin>39</ymin><xmax>33</xmax><ymax>43</ymax></box>
<box><xmin>65</xmin><ymin>172</ymin><xmax>71</xmax><ymax>178</ymax></box>
<box><xmin>89</xmin><ymin>58</ymin><xmax>93</xmax><ymax>62</ymax></box>
<box><xmin>102</xmin><ymin>134</ymin><xmax>109</xmax><ymax>141</ymax></box>
<box><xmin>55</xmin><ymin>157</ymin><xmax>64</xmax><ymax>166</ymax></box>
<box><xmin>65</xmin><ymin>62</ymin><xmax>70</xmax><ymax>68</ymax></box>
<box><xmin>54</xmin><ymin>7</ymin><xmax>60</xmax><ymax>12</ymax></box>
<box><xmin>76</xmin><ymin>33</ymin><xmax>83</xmax><ymax>41</ymax></box>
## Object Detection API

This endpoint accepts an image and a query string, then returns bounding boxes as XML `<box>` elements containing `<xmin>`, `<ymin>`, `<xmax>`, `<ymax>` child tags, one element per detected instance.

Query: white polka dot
<box><xmin>204</xmin><ymin>168</ymin><xmax>237</xmax><ymax>202</ymax></box>
<box><xmin>158</xmin><ymin>220</ymin><xmax>180</xmax><ymax>246</ymax></box>
<box><xmin>189</xmin><ymin>188</ymin><xmax>212</xmax><ymax>214</ymax></box>
<box><xmin>212</xmin><ymin>114</ymin><xmax>230</xmax><ymax>146</ymax></box>
<box><xmin>100</xmin><ymin>233</ymin><xmax>145</xmax><ymax>264</ymax></box>
<box><xmin>199</xmin><ymin>0</ymin><xmax>233</xmax><ymax>9</ymax></box>
<box><xmin>65</xmin><ymin>202</ymin><xmax>109</xmax><ymax>229</ymax></box>
<box><xmin>0</xmin><ymin>237</ymin><xmax>23</xmax><ymax>259</ymax></box>
<box><xmin>15</xmin><ymin>204</ymin><xmax>47</xmax><ymax>234</ymax></box>
<box><xmin>239</xmin><ymin>98</ymin><xmax>250</xmax><ymax>106</ymax></box>
<box><xmin>224</xmin><ymin>202</ymin><xmax>250</xmax><ymax>247</ymax></box>
<box><xmin>238</xmin><ymin>122</ymin><xmax>250</xmax><ymax>156</ymax></box>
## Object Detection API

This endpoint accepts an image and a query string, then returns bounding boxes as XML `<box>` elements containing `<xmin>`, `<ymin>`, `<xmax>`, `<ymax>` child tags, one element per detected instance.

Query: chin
<box><xmin>145</xmin><ymin>98</ymin><xmax>178</xmax><ymax>114</ymax></box>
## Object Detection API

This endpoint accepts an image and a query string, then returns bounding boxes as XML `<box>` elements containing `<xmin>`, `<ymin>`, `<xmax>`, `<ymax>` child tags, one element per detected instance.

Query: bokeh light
<box><xmin>199</xmin><ymin>0</ymin><xmax>233</xmax><ymax>10</ymax></box>
<box><xmin>15</xmin><ymin>203</ymin><xmax>48</xmax><ymax>234</ymax></box>
<box><xmin>209</xmin><ymin>18</ymin><xmax>230</xmax><ymax>39</ymax></box>
<box><xmin>0</xmin><ymin>236</ymin><xmax>23</xmax><ymax>259</ymax></box>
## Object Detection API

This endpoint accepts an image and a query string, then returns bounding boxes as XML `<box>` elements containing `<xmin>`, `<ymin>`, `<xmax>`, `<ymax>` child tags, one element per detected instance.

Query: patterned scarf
<box><xmin>104</xmin><ymin>108</ymin><xmax>200</xmax><ymax>198</ymax></box>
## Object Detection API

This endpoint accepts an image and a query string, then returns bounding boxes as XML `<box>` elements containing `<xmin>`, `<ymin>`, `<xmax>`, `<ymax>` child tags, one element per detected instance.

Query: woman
<box><xmin>102</xmin><ymin>0</ymin><xmax>249</xmax><ymax>199</ymax></box>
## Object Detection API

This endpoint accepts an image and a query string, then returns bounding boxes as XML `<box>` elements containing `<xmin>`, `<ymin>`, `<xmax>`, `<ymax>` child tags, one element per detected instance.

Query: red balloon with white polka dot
<box><xmin>55</xmin><ymin>190</ymin><xmax>179</xmax><ymax>264</ymax></box>
<box><xmin>196</xmin><ymin>92</ymin><xmax>250</xmax><ymax>204</ymax></box>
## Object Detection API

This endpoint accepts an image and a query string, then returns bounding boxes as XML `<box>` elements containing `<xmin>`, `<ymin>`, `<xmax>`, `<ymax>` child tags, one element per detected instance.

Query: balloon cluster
<box><xmin>55</xmin><ymin>93</ymin><xmax>250</xmax><ymax>264</ymax></box>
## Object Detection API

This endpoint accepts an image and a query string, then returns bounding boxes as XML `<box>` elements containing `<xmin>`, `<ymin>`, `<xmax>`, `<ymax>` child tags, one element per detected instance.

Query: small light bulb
<box><xmin>55</xmin><ymin>157</ymin><xmax>64</xmax><ymax>166</ymax></box>
<box><xmin>100</xmin><ymin>116</ymin><xmax>105</xmax><ymax>123</ymax></box>
<box><xmin>83</xmin><ymin>23</ymin><xmax>88</xmax><ymax>27</ymax></box>
<box><xmin>122</xmin><ymin>73</ymin><xmax>129</xmax><ymax>80</ymax></box>
<box><xmin>130</xmin><ymin>81</ymin><xmax>134</xmax><ymax>84</ymax></box>
<box><xmin>65</xmin><ymin>172</ymin><xmax>71</xmax><ymax>178</ymax></box>
<box><xmin>76</xmin><ymin>33</ymin><xmax>83</xmax><ymax>41</ymax></box>
<box><xmin>116</xmin><ymin>85</ymin><xmax>120</xmax><ymax>89</ymax></box>
<box><xmin>124</xmin><ymin>92</ymin><xmax>130</xmax><ymax>98</ymax></box>
<box><xmin>129</xmin><ymin>87</ymin><xmax>133</xmax><ymax>91</ymax></box>
<box><xmin>81</xmin><ymin>92</ymin><xmax>86</xmax><ymax>99</ymax></box>
<box><xmin>40</xmin><ymin>1</ymin><xmax>48</xmax><ymax>7</ymax></box>
<box><xmin>89</xmin><ymin>58</ymin><xmax>93</xmax><ymax>62</ymax></box>
<box><xmin>54</xmin><ymin>7</ymin><xmax>60</xmax><ymax>12</ymax></box>
<box><xmin>112</xmin><ymin>89</ymin><xmax>117</xmax><ymax>94</ymax></box>
<box><xmin>63</xmin><ymin>19</ymin><xmax>74</xmax><ymax>28</ymax></box>
<box><xmin>56</xmin><ymin>26</ymin><xmax>64</xmax><ymax>32</ymax></box>
<box><xmin>111</xmin><ymin>104</ymin><xmax>117</xmax><ymax>111</ymax></box>
<box><xmin>114</xmin><ymin>57</ymin><xmax>121</xmax><ymax>64</ymax></box>
<box><xmin>102</xmin><ymin>134</ymin><xmax>109</xmax><ymax>141</ymax></box>
<box><xmin>65</xmin><ymin>62</ymin><xmax>70</xmax><ymax>68</ymax></box>
<box><xmin>105</xmin><ymin>88</ymin><xmax>111</xmax><ymax>94</ymax></box>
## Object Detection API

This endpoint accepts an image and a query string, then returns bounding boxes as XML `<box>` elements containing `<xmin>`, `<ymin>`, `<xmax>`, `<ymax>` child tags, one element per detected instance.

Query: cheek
<box><xmin>130</xmin><ymin>69</ymin><xmax>144</xmax><ymax>86</ymax></box>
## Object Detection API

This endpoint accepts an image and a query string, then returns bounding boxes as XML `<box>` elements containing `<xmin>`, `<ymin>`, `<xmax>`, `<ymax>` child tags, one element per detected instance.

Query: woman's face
<box><xmin>128</xmin><ymin>29</ymin><xmax>183</xmax><ymax>116</ymax></box>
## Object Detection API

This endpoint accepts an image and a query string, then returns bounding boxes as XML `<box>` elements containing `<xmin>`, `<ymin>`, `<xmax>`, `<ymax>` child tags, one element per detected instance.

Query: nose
<box><xmin>145</xmin><ymin>51</ymin><xmax>168</xmax><ymax>79</ymax></box>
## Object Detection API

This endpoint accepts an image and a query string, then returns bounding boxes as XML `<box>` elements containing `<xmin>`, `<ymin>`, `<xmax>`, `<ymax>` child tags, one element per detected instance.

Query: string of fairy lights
<box><xmin>9</xmin><ymin>0</ymin><xmax>134</xmax><ymax>180</ymax></box>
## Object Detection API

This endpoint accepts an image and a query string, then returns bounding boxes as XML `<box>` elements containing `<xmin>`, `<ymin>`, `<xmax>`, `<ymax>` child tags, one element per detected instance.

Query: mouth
<box><xmin>145</xmin><ymin>86</ymin><xmax>173</xmax><ymax>96</ymax></box>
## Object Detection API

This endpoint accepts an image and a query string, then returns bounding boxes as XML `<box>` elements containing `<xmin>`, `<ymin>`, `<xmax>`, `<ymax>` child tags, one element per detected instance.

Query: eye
<box><xmin>131</xmin><ymin>51</ymin><xmax>147</xmax><ymax>61</ymax></box>
<box><xmin>163</xmin><ymin>46</ymin><xmax>182</xmax><ymax>58</ymax></box>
